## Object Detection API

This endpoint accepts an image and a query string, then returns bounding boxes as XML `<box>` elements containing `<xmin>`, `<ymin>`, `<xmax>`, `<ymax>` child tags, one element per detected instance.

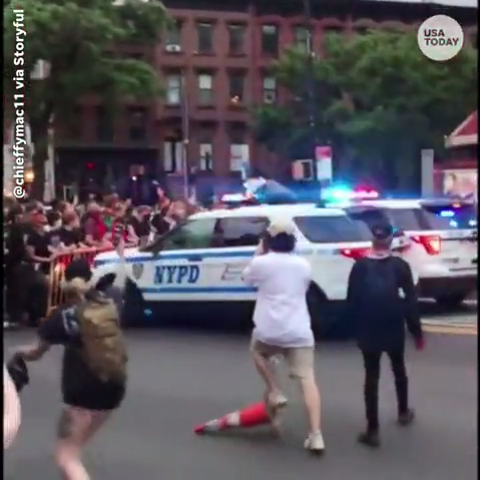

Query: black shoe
<box><xmin>398</xmin><ymin>409</ymin><xmax>415</xmax><ymax>426</ymax></box>
<box><xmin>357</xmin><ymin>431</ymin><xmax>380</xmax><ymax>448</ymax></box>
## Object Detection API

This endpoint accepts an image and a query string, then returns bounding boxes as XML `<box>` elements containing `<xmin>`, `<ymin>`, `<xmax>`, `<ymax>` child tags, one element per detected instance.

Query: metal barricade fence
<box><xmin>47</xmin><ymin>247</ymin><xmax>111</xmax><ymax>313</ymax></box>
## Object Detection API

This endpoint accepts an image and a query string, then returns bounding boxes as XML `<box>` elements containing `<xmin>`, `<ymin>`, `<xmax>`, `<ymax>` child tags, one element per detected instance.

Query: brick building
<box><xmin>53</xmin><ymin>0</ymin><xmax>477</xmax><ymax>191</ymax></box>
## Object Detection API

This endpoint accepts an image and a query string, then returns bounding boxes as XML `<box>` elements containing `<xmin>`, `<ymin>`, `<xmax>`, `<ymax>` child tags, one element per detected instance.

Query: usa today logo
<box><xmin>417</xmin><ymin>15</ymin><xmax>464</xmax><ymax>62</ymax></box>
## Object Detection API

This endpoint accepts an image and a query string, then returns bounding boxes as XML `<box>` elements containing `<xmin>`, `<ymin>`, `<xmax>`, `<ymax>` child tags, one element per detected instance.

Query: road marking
<box><xmin>422</xmin><ymin>323</ymin><xmax>477</xmax><ymax>336</ymax></box>
<box><xmin>422</xmin><ymin>314</ymin><xmax>477</xmax><ymax>335</ymax></box>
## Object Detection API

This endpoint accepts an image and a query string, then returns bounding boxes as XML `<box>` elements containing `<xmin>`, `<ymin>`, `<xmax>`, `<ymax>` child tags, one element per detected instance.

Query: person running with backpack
<box><xmin>346</xmin><ymin>223</ymin><xmax>424</xmax><ymax>448</ymax></box>
<box><xmin>12</xmin><ymin>243</ymin><xmax>128</xmax><ymax>480</ymax></box>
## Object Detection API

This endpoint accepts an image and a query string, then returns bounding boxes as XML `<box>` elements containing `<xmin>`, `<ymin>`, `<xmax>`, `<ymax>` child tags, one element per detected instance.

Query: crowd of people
<box><xmin>3</xmin><ymin>188</ymin><xmax>200</xmax><ymax>328</ymax></box>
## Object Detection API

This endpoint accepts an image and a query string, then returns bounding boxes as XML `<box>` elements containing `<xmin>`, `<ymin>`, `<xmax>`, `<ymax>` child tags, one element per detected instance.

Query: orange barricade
<box><xmin>47</xmin><ymin>247</ymin><xmax>112</xmax><ymax>313</ymax></box>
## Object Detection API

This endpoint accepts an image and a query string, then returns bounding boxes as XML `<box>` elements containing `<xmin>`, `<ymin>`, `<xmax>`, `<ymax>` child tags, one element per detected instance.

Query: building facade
<box><xmin>54</xmin><ymin>0</ymin><xmax>478</xmax><ymax>190</ymax></box>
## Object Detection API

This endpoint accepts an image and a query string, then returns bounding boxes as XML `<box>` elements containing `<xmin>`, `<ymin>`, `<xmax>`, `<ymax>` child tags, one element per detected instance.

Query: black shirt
<box><xmin>25</xmin><ymin>228</ymin><xmax>51</xmax><ymax>274</ymax></box>
<box><xmin>346</xmin><ymin>255</ymin><xmax>422</xmax><ymax>352</ymax></box>
<box><xmin>38</xmin><ymin>304</ymin><xmax>126</xmax><ymax>411</ymax></box>
<box><xmin>58</xmin><ymin>227</ymin><xmax>84</xmax><ymax>247</ymax></box>
<box><xmin>129</xmin><ymin>216</ymin><xmax>150</xmax><ymax>238</ymax></box>
<box><xmin>5</xmin><ymin>222</ymin><xmax>28</xmax><ymax>266</ymax></box>
<box><xmin>150</xmin><ymin>213</ymin><xmax>176</xmax><ymax>237</ymax></box>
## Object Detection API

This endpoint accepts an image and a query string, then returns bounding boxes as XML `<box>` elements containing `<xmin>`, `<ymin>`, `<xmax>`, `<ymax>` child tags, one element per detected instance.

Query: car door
<box><xmin>136</xmin><ymin>217</ymin><xmax>218</xmax><ymax>302</ymax></box>
<box><xmin>205</xmin><ymin>216</ymin><xmax>270</xmax><ymax>301</ymax></box>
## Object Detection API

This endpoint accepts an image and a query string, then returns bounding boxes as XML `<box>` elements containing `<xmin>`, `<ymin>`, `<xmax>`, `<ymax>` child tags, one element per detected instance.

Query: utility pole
<box><xmin>180</xmin><ymin>75</ymin><xmax>190</xmax><ymax>199</ymax></box>
<box><xmin>302</xmin><ymin>0</ymin><xmax>319</xmax><ymax>183</ymax></box>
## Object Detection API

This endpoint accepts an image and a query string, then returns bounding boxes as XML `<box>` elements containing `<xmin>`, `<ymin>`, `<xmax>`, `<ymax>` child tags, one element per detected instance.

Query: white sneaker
<box><xmin>267</xmin><ymin>392</ymin><xmax>288</xmax><ymax>409</ymax></box>
<box><xmin>304</xmin><ymin>431</ymin><xmax>325</xmax><ymax>454</ymax></box>
<box><xmin>266</xmin><ymin>392</ymin><xmax>288</xmax><ymax>435</ymax></box>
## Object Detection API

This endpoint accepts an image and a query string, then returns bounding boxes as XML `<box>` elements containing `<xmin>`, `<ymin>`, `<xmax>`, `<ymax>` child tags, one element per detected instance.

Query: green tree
<box><xmin>254</xmin><ymin>30</ymin><xmax>478</xmax><ymax>189</ymax></box>
<box><xmin>4</xmin><ymin>0</ymin><xmax>169</xmax><ymax>197</ymax></box>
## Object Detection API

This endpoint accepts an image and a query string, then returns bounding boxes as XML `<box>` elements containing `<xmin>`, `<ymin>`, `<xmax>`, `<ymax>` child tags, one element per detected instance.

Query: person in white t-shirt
<box><xmin>242</xmin><ymin>219</ymin><xmax>324</xmax><ymax>453</ymax></box>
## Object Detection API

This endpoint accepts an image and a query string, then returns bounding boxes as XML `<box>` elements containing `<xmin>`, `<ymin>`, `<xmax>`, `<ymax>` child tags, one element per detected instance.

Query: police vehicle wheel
<box><xmin>307</xmin><ymin>286</ymin><xmax>353</xmax><ymax>340</ymax></box>
<box><xmin>122</xmin><ymin>279</ymin><xmax>145</xmax><ymax>328</ymax></box>
<box><xmin>434</xmin><ymin>293</ymin><xmax>467</xmax><ymax>310</ymax></box>
<box><xmin>307</xmin><ymin>287</ymin><xmax>331</xmax><ymax>338</ymax></box>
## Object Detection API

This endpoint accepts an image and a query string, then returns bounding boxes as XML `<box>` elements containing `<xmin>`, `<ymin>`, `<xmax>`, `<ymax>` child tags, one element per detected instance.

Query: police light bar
<box><xmin>321</xmin><ymin>186</ymin><xmax>379</xmax><ymax>202</ymax></box>
<box><xmin>220</xmin><ymin>193</ymin><xmax>255</xmax><ymax>203</ymax></box>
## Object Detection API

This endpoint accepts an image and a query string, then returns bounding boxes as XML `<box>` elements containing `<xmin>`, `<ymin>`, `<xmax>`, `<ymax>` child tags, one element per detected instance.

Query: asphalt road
<box><xmin>4</xmin><ymin>329</ymin><xmax>477</xmax><ymax>480</ymax></box>
<box><xmin>421</xmin><ymin>300</ymin><xmax>477</xmax><ymax>335</ymax></box>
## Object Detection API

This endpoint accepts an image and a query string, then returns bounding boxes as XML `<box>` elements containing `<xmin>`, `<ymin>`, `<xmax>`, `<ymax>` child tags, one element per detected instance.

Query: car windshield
<box><xmin>140</xmin><ymin>218</ymin><xmax>217</xmax><ymax>252</ymax></box>
<box><xmin>421</xmin><ymin>203</ymin><xmax>478</xmax><ymax>230</ymax></box>
<box><xmin>294</xmin><ymin>215</ymin><xmax>372</xmax><ymax>243</ymax></box>
<box><xmin>384</xmin><ymin>208</ymin><xmax>423</xmax><ymax>231</ymax></box>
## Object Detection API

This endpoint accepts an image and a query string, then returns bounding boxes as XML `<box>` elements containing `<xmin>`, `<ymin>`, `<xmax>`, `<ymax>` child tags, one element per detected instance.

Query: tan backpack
<box><xmin>77</xmin><ymin>296</ymin><xmax>128</xmax><ymax>383</ymax></box>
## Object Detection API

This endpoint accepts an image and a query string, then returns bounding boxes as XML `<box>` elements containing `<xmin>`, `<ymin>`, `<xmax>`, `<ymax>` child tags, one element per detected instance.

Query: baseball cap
<box><xmin>266</xmin><ymin>218</ymin><xmax>296</xmax><ymax>237</ymax></box>
<box><xmin>371</xmin><ymin>223</ymin><xmax>394</xmax><ymax>240</ymax></box>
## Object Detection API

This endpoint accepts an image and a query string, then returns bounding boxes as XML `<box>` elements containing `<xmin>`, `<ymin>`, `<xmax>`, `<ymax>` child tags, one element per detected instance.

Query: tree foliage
<box><xmin>253</xmin><ymin>30</ymin><xmax>478</xmax><ymax>188</ymax></box>
<box><xmin>4</xmin><ymin>0</ymin><xmax>169</xmax><ymax>196</ymax></box>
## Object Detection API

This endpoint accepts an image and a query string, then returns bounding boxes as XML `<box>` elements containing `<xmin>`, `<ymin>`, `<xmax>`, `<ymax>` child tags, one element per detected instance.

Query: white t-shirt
<box><xmin>242</xmin><ymin>252</ymin><xmax>314</xmax><ymax>348</ymax></box>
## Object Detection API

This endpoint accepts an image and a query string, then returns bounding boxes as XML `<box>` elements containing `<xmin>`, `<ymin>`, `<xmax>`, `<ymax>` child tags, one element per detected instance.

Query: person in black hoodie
<box><xmin>346</xmin><ymin>223</ymin><xmax>424</xmax><ymax>448</ymax></box>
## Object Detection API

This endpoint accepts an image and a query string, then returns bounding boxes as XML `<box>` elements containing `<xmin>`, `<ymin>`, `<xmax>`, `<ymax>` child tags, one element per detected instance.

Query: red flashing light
<box><xmin>353</xmin><ymin>188</ymin><xmax>379</xmax><ymax>200</ymax></box>
<box><xmin>340</xmin><ymin>247</ymin><xmax>370</xmax><ymax>260</ymax></box>
<box><xmin>411</xmin><ymin>235</ymin><xmax>441</xmax><ymax>255</ymax></box>
<box><xmin>86</xmin><ymin>162</ymin><xmax>95</xmax><ymax>169</ymax></box>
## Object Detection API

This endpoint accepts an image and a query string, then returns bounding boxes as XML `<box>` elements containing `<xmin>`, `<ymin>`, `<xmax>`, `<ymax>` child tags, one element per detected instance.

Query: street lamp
<box><xmin>302</xmin><ymin>0</ymin><xmax>319</xmax><ymax>183</ymax></box>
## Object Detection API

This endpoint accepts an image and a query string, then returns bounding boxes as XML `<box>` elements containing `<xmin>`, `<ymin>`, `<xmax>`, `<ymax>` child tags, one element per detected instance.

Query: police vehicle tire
<box><xmin>434</xmin><ymin>293</ymin><xmax>467</xmax><ymax>310</ymax></box>
<box><xmin>307</xmin><ymin>285</ymin><xmax>333</xmax><ymax>338</ymax></box>
<box><xmin>122</xmin><ymin>279</ymin><xmax>145</xmax><ymax>328</ymax></box>
<box><xmin>307</xmin><ymin>285</ymin><xmax>353</xmax><ymax>340</ymax></box>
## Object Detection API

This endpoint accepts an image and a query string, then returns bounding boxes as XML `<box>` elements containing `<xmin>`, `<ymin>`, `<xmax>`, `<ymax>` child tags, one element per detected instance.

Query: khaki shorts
<box><xmin>250</xmin><ymin>338</ymin><xmax>315</xmax><ymax>380</ymax></box>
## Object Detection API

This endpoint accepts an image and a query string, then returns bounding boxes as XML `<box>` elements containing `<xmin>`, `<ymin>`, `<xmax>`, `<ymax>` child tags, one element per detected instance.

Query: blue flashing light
<box><xmin>449</xmin><ymin>220</ymin><xmax>458</xmax><ymax>228</ymax></box>
<box><xmin>439</xmin><ymin>210</ymin><xmax>455</xmax><ymax>218</ymax></box>
<box><xmin>469</xmin><ymin>219</ymin><xmax>477</xmax><ymax>227</ymax></box>
<box><xmin>321</xmin><ymin>185</ymin><xmax>379</xmax><ymax>203</ymax></box>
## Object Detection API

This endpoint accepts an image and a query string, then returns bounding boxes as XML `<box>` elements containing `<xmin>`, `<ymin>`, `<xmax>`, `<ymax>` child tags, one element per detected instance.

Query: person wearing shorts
<box><xmin>243</xmin><ymin>218</ymin><xmax>324</xmax><ymax>453</ymax></box>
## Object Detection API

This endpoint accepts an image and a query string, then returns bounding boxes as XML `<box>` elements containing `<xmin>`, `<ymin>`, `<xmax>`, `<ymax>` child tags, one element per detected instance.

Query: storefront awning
<box><xmin>445</xmin><ymin>111</ymin><xmax>478</xmax><ymax>148</ymax></box>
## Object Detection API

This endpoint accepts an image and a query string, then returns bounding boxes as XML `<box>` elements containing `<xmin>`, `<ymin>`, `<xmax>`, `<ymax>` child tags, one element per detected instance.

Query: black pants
<box><xmin>361</xmin><ymin>350</ymin><xmax>409</xmax><ymax>432</ymax></box>
<box><xmin>6</xmin><ymin>263</ymin><xmax>49</xmax><ymax>326</ymax></box>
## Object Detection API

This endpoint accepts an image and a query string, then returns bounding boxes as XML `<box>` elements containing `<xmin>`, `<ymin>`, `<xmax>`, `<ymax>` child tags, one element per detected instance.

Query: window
<box><xmin>228</xmin><ymin>24</ymin><xmax>245</xmax><ymax>55</ymax></box>
<box><xmin>421</xmin><ymin>203</ymin><xmax>477</xmax><ymax>230</ymax></box>
<box><xmin>347</xmin><ymin>207</ymin><xmax>422</xmax><ymax>232</ymax></box>
<box><xmin>126</xmin><ymin>52</ymin><xmax>145</xmax><ymax>61</ymax></box>
<box><xmin>228</xmin><ymin>72</ymin><xmax>245</xmax><ymax>104</ymax></box>
<box><xmin>261</xmin><ymin>25</ymin><xmax>278</xmax><ymax>56</ymax></box>
<box><xmin>294</xmin><ymin>215</ymin><xmax>372</xmax><ymax>243</ymax></box>
<box><xmin>214</xmin><ymin>217</ymin><xmax>269</xmax><ymax>248</ymax></box>
<box><xmin>199</xmin><ymin>142</ymin><xmax>213</xmax><ymax>171</ymax></box>
<box><xmin>294</xmin><ymin>26</ymin><xmax>310</xmax><ymax>52</ymax></box>
<box><xmin>385</xmin><ymin>209</ymin><xmax>423</xmax><ymax>231</ymax></box>
<box><xmin>229</xmin><ymin>143</ymin><xmax>249</xmax><ymax>172</ymax></box>
<box><xmin>262</xmin><ymin>76</ymin><xmax>276</xmax><ymax>103</ymax></box>
<box><xmin>95</xmin><ymin>106</ymin><xmax>114</xmax><ymax>142</ymax></box>
<box><xmin>197</xmin><ymin>22</ymin><xmax>213</xmax><ymax>54</ymax></box>
<box><xmin>144</xmin><ymin>218</ymin><xmax>217</xmax><ymax>252</ymax></box>
<box><xmin>165</xmin><ymin>74</ymin><xmax>182</xmax><ymax>105</ymax></box>
<box><xmin>69</xmin><ymin>106</ymin><xmax>84</xmax><ymax>139</ymax></box>
<box><xmin>165</xmin><ymin>20</ymin><xmax>182</xmax><ymax>51</ymax></box>
<box><xmin>163</xmin><ymin>140</ymin><xmax>182</xmax><ymax>173</ymax></box>
<box><xmin>197</xmin><ymin>73</ymin><xmax>213</xmax><ymax>105</ymax></box>
<box><xmin>127</xmin><ymin>106</ymin><xmax>147</xmax><ymax>141</ymax></box>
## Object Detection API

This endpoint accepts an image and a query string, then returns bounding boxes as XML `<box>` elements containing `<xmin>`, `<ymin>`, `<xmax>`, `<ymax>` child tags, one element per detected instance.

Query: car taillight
<box><xmin>340</xmin><ymin>247</ymin><xmax>370</xmax><ymax>260</ymax></box>
<box><xmin>412</xmin><ymin>235</ymin><xmax>441</xmax><ymax>255</ymax></box>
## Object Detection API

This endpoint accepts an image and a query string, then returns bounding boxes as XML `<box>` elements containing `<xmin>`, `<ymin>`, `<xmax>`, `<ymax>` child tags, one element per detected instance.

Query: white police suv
<box><xmin>341</xmin><ymin>198</ymin><xmax>477</xmax><ymax>308</ymax></box>
<box><xmin>92</xmin><ymin>203</ymin><xmax>374</xmax><ymax>336</ymax></box>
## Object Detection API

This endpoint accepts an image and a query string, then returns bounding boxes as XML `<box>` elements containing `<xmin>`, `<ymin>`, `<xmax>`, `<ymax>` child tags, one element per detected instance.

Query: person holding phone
<box><xmin>242</xmin><ymin>219</ymin><xmax>324</xmax><ymax>454</ymax></box>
